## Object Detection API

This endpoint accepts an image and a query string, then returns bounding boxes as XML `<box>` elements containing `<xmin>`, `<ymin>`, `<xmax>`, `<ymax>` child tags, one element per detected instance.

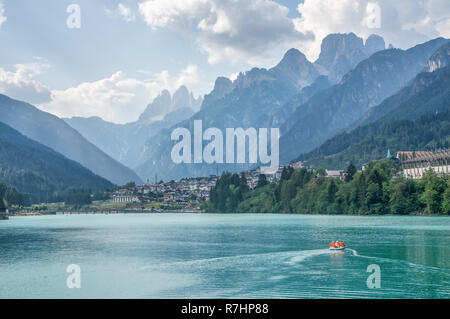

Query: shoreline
<box><xmin>4</xmin><ymin>211</ymin><xmax>449</xmax><ymax>218</ymax></box>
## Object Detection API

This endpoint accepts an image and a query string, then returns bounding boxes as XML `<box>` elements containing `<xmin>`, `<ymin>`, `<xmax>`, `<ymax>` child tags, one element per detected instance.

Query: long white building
<box><xmin>113</xmin><ymin>195</ymin><xmax>139</xmax><ymax>203</ymax></box>
<box><xmin>398</xmin><ymin>150</ymin><xmax>450</xmax><ymax>179</ymax></box>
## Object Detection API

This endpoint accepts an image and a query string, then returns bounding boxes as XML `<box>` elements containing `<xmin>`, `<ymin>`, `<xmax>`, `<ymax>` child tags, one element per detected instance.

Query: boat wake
<box><xmin>142</xmin><ymin>248</ymin><xmax>333</xmax><ymax>272</ymax></box>
<box><xmin>287</xmin><ymin>249</ymin><xmax>331</xmax><ymax>265</ymax></box>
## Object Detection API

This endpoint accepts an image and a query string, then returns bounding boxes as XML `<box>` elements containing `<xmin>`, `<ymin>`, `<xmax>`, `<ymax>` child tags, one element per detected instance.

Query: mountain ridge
<box><xmin>0</xmin><ymin>94</ymin><xmax>142</xmax><ymax>185</ymax></box>
<box><xmin>0</xmin><ymin>121</ymin><xmax>114</xmax><ymax>204</ymax></box>
<box><xmin>295</xmin><ymin>63</ymin><xmax>450</xmax><ymax>169</ymax></box>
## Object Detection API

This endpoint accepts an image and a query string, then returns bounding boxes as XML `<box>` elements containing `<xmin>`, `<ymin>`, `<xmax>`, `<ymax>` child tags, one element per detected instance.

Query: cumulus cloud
<box><xmin>105</xmin><ymin>3</ymin><xmax>136</xmax><ymax>22</ymax></box>
<box><xmin>0</xmin><ymin>2</ymin><xmax>6</xmax><ymax>28</ymax></box>
<box><xmin>294</xmin><ymin>0</ymin><xmax>450</xmax><ymax>61</ymax></box>
<box><xmin>138</xmin><ymin>0</ymin><xmax>313</xmax><ymax>65</ymax></box>
<box><xmin>0</xmin><ymin>63</ymin><xmax>51</xmax><ymax>104</ymax></box>
<box><xmin>40</xmin><ymin>65</ymin><xmax>200</xmax><ymax>124</ymax></box>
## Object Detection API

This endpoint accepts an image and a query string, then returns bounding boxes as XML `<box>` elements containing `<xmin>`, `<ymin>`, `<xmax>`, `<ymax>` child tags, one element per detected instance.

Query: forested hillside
<box><xmin>0</xmin><ymin>122</ymin><xmax>114</xmax><ymax>204</ymax></box>
<box><xmin>0</xmin><ymin>183</ymin><xmax>23</xmax><ymax>210</ymax></box>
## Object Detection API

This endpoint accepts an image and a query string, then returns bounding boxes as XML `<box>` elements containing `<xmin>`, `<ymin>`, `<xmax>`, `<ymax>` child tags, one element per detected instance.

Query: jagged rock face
<box><xmin>427</xmin><ymin>41</ymin><xmax>450</xmax><ymax>72</ymax></box>
<box><xmin>139</xmin><ymin>86</ymin><xmax>202</xmax><ymax>123</ymax></box>
<box><xmin>213</xmin><ymin>77</ymin><xmax>233</xmax><ymax>98</ymax></box>
<box><xmin>202</xmin><ymin>49</ymin><xmax>318</xmax><ymax>112</ymax></box>
<box><xmin>316</xmin><ymin>33</ymin><xmax>364</xmax><ymax>67</ymax></box>
<box><xmin>315</xmin><ymin>33</ymin><xmax>385</xmax><ymax>83</ymax></box>
<box><xmin>138</xmin><ymin>90</ymin><xmax>171</xmax><ymax>122</ymax></box>
<box><xmin>172</xmin><ymin>85</ymin><xmax>202</xmax><ymax>111</ymax></box>
<box><xmin>201</xmin><ymin>77</ymin><xmax>233</xmax><ymax>110</ymax></box>
<box><xmin>270</xmin><ymin>48</ymin><xmax>319</xmax><ymax>88</ymax></box>
<box><xmin>233</xmin><ymin>68</ymin><xmax>274</xmax><ymax>89</ymax></box>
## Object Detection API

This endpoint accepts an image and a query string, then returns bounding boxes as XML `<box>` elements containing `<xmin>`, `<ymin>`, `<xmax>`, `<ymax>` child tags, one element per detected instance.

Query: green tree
<box><xmin>389</xmin><ymin>178</ymin><xmax>408</xmax><ymax>214</ymax></box>
<box><xmin>345</xmin><ymin>164</ymin><xmax>357</xmax><ymax>182</ymax></box>
<box><xmin>209</xmin><ymin>159</ymin><xmax>450</xmax><ymax>216</ymax></box>
<box><xmin>256</xmin><ymin>174</ymin><xmax>269</xmax><ymax>188</ymax></box>
<box><xmin>316</xmin><ymin>167</ymin><xmax>327</xmax><ymax>177</ymax></box>
<box><xmin>65</xmin><ymin>188</ymin><xmax>92</xmax><ymax>208</ymax></box>
<box><xmin>0</xmin><ymin>198</ymin><xmax>5</xmax><ymax>212</ymax></box>
<box><xmin>122</xmin><ymin>182</ymin><xmax>136</xmax><ymax>189</ymax></box>
<box><xmin>420</xmin><ymin>170</ymin><xmax>446</xmax><ymax>214</ymax></box>
<box><xmin>280</xmin><ymin>180</ymin><xmax>296</xmax><ymax>203</ymax></box>
<box><xmin>281</xmin><ymin>166</ymin><xmax>294</xmax><ymax>181</ymax></box>
<box><xmin>441</xmin><ymin>177</ymin><xmax>450</xmax><ymax>214</ymax></box>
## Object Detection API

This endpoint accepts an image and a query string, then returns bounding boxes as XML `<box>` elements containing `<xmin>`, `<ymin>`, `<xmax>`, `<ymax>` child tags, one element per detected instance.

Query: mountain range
<box><xmin>1</xmin><ymin>32</ymin><xmax>448</xmax><ymax>191</ymax></box>
<box><xmin>65</xmin><ymin>33</ymin><xmax>387</xmax><ymax>182</ymax></box>
<box><xmin>279</xmin><ymin>37</ymin><xmax>448</xmax><ymax>163</ymax></box>
<box><xmin>134</xmin><ymin>35</ymin><xmax>447</xmax><ymax>181</ymax></box>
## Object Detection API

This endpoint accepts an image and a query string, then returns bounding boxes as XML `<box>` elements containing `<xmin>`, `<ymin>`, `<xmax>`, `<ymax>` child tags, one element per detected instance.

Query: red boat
<box><xmin>330</xmin><ymin>241</ymin><xmax>346</xmax><ymax>251</ymax></box>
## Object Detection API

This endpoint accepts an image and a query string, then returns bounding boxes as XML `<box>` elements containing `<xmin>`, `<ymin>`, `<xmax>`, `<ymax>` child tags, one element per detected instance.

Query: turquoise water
<box><xmin>0</xmin><ymin>214</ymin><xmax>449</xmax><ymax>299</ymax></box>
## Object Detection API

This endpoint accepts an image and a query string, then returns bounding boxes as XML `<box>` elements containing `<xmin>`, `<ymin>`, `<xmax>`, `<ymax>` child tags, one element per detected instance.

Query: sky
<box><xmin>0</xmin><ymin>0</ymin><xmax>449</xmax><ymax>124</ymax></box>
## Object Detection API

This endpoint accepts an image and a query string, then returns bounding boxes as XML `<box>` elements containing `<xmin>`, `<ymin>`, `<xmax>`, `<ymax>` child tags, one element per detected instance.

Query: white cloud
<box><xmin>138</xmin><ymin>0</ymin><xmax>313</xmax><ymax>65</ymax></box>
<box><xmin>137</xmin><ymin>0</ymin><xmax>449</xmax><ymax>64</ymax></box>
<box><xmin>0</xmin><ymin>2</ymin><xmax>6</xmax><ymax>28</ymax></box>
<box><xmin>138</xmin><ymin>0</ymin><xmax>211</xmax><ymax>30</ymax></box>
<box><xmin>294</xmin><ymin>0</ymin><xmax>450</xmax><ymax>61</ymax></box>
<box><xmin>105</xmin><ymin>3</ymin><xmax>136</xmax><ymax>22</ymax></box>
<box><xmin>175</xmin><ymin>64</ymin><xmax>199</xmax><ymax>88</ymax></box>
<box><xmin>118</xmin><ymin>3</ymin><xmax>136</xmax><ymax>22</ymax></box>
<box><xmin>0</xmin><ymin>63</ymin><xmax>51</xmax><ymax>104</ymax></box>
<box><xmin>40</xmin><ymin>65</ymin><xmax>200</xmax><ymax>124</ymax></box>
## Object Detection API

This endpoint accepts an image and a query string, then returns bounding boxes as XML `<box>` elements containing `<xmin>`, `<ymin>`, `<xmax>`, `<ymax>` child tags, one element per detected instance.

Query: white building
<box><xmin>113</xmin><ymin>195</ymin><xmax>139</xmax><ymax>203</ymax></box>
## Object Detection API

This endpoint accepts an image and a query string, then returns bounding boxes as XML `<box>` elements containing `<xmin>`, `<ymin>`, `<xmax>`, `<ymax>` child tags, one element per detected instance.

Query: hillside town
<box><xmin>3</xmin><ymin>150</ymin><xmax>449</xmax><ymax>217</ymax></box>
<box><xmin>107</xmin><ymin>161</ymin><xmax>346</xmax><ymax>209</ymax></box>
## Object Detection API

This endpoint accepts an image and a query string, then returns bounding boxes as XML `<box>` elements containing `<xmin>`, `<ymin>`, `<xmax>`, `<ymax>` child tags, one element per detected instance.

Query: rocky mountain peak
<box><xmin>138</xmin><ymin>86</ymin><xmax>201</xmax><ymax>123</ymax></box>
<box><xmin>365</xmin><ymin>34</ymin><xmax>386</xmax><ymax>56</ymax></box>
<box><xmin>316</xmin><ymin>33</ymin><xmax>364</xmax><ymax>66</ymax></box>
<box><xmin>277</xmin><ymin>48</ymin><xmax>309</xmax><ymax>66</ymax></box>
<box><xmin>213</xmin><ymin>77</ymin><xmax>233</xmax><ymax>97</ymax></box>
<box><xmin>172</xmin><ymin>86</ymin><xmax>190</xmax><ymax>110</ymax></box>
<box><xmin>270</xmin><ymin>48</ymin><xmax>318</xmax><ymax>89</ymax></box>
<box><xmin>314</xmin><ymin>33</ymin><xmax>386</xmax><ymax>83</ymax></box>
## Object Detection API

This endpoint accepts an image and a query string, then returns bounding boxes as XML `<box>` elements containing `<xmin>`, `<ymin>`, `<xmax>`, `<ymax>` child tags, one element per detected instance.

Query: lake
<box><xmin>0</xmin><ymin>214</ymin><xmax>449</xmax><ymax>299</ymax></box>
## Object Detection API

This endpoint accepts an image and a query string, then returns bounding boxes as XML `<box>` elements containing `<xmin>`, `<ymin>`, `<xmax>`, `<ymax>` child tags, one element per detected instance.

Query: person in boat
<box><xmin>330</xmin><ymin>242</ymin><xmax>336</xmax><ymax>248</ymax></box>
